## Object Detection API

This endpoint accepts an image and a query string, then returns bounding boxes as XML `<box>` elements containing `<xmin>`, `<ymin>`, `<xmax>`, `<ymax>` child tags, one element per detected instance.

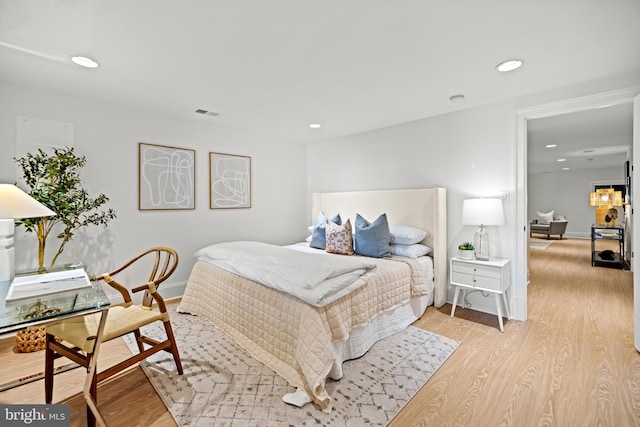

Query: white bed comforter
<box><xmin>194</xmin><ymin>241</ymin><xmax>377</xmax><ymax>307</ymax></box>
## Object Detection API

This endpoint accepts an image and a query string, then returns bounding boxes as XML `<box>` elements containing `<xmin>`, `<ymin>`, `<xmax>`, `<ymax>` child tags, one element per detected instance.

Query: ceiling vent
<box><xmin>195</xmin><ymin>109</ymin><xmax>219</xmax><ymax>117</ymax></box>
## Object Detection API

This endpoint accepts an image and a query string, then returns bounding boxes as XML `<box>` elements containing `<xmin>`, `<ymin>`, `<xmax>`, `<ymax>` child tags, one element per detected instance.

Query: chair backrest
<box><xmin>105</xmin><ymin>247</ymin><xmax>179</xmax><ymax>307</ymax></box>
<box><xmin>141</xmin><ymin>247</ymin><xmax>178</xmax><ymax>307</ymax></box>
<box><xmin>548</xmin><ymin>221</ymin><xmax>568</xmax><ymax>234</ymax></box>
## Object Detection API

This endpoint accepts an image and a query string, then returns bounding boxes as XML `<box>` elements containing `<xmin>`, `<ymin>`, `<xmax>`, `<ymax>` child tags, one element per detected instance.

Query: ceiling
<box><xmin>527</xmin><ymin>103</ymin><xmax>634</xmax><ymax>175</ymax></box>
<box><xmin>0</xmin><ymin>0</ymin><xmax>639</xmax><ymax>146</ymax></box>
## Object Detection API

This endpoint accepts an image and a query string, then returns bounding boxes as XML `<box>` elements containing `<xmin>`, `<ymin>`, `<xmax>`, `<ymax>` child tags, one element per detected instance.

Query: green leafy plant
<box><xmin>458</xmin><ymin>242</ymin><xmax>475</xmax><ymax>250</ymax></box>
<box><xmin>15</xmin><ymin>147</ymin><xmax>117</xmax><ymax>268</ymax></box>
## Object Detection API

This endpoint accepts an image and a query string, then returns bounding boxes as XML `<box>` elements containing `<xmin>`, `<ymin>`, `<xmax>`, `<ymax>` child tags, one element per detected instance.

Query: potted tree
<box><xmin>458</xmin><ymin>242</ymin><xmax>475</xmax><ymax>259</ymax></box>
<box><xmin>13</xmin><ymin>147</ymin><xmax>117</xmax><ymax>352</ymax></box>
<box><xmin>15</xmin><ymin>147</ymin><xmax>117</xmax><ymax>269</ymax></box>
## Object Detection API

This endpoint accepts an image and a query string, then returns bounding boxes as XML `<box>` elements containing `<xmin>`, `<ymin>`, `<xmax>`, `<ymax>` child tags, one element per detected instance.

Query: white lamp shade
<box><xmin>0</xmin><ymin>184</ymin><xmax>56</xmax><ymax>219</ymax></box>
<box><xmin>0</xmin><ymin>184</ymin><xmax>55</xmax><ymax>282</ymax></box>
<box><xmin>462</xmin><ymin>198</ymin><xmax>505</xmax><ymax>226</ymax></box>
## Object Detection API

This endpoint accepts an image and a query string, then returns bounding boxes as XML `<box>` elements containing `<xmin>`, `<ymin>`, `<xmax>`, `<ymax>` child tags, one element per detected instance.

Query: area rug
<box><xmin>530</xmin><ymin>238</ymin><xmax>555</xmax><ymax>250</ymax></box>
<box><xmin>124</xmin><ymin>305</ymin><xmax>459</xmax><ymax>427</ymax></box>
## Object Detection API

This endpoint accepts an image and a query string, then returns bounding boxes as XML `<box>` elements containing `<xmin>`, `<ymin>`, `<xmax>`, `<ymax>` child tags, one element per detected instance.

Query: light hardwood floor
<box><xmin>1</xmin><ymin>238</ymin><xmax>638</xmax><ymax>426</ymax></box>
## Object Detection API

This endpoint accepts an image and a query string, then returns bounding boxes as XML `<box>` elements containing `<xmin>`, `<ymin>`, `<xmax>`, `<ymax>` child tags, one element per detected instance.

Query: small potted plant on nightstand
<box><xmin>458</xmin><ymin>242</ymin><xmax>475</xmax><ymax>259</ymax></box>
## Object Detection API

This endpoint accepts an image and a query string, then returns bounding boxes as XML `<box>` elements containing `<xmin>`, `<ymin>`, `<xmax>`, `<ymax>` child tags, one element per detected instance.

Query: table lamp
<box><xmin>0</xmin><ymin>184</ymin><xmax>56</xmax><ymax>283</ymax></box>
<box><xmin>462</xmin><ymin>198</ymin><xmax>505</xmax><ymax>261</ymax></box>
<box><xmin>589</xmin><ymin>188</ymin><xmax>623</xmax><ymax>225</ymax></box>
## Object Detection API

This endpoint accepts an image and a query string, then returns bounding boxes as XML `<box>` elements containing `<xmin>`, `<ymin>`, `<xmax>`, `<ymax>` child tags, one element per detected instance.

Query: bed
<box><xmin>178</xmin><ymin>188</ymin><xmax>447</xmax><ymax>412</ymax></box>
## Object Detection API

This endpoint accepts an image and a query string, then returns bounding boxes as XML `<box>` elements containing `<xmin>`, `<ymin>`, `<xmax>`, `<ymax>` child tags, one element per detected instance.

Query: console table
<box><xmin>591</xmin><ymin>224</ymin><xmax>625</xmax><ymax>269</ymax></box>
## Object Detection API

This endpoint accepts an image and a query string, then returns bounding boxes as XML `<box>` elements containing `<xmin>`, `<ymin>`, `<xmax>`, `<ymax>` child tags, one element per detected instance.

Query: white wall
<box><xmin>3</xmin><ymin>69</ymin><xmax>639</xmax><ymax>313</ymax></box>
<box><xmin>307</xmin><ymin>100</ymin><xmax>517</xmax><ymax>314</ymax></box>
<box><xmin>307</xmin><ymin>70</ymin><xmax>640</xmax><ymax>318</ymax></box>
<box><xmin>0</xmin><ymin>82</ymin><xmax>308</xmax><ymax>301</ymax></box>
<box><xmin>528</xmin><ymin>167</ymin><xmax>625</xmax><ymax>238</ymax></box>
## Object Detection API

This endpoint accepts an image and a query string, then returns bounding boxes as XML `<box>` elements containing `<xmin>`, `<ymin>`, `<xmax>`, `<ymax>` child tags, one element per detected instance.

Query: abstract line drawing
<box><xmin>139</xmin><ymin>143</ymin><xmax>195</xmax><ymax>210</ymax></box>
<box><xmin>209</xmin><ymin>152</ymin><xmax>251</xmax><ymax>209</ymax></box>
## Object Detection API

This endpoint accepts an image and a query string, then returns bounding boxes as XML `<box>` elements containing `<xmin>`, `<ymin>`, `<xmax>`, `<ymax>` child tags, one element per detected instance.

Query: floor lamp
<box><xmin>0</xmin><ymin>184</ymin><xmax>56</xmax><ymax>283</ymax></box>
<box><xmin>462</xmin><ymin>198</ymin><xmax>505</xmax><ymax>261</ymax></box>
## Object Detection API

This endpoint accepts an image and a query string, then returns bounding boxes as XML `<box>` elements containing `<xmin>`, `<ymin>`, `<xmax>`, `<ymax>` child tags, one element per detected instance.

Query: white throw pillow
<box><xmin>390</xmin><ymin>244</ymin><xmax>432</xmax><ymax>259</ymax></box>
<box><xmin>537</xmin><ymin>210</ymin><xmax>554</xmax><ymax>224</ymax></box>
<box><xmin>389</xmin><ymin>225</ymin><xmax>429</xmax><ymax>245</ymax></box>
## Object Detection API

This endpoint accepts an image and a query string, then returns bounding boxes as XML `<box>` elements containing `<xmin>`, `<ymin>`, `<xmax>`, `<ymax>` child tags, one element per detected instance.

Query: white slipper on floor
<box><xmin>282</xmin><ymin>388</ymin><xmax>312</xmax><ymax>407</ymax></box>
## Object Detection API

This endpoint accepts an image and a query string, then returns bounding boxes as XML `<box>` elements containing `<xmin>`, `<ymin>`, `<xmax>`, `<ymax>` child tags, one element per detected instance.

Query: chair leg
<box><xmin>44</xmin><ymin>334</ymin><xmax>55</xmax><ymax>403</ymax></box>
<box><xmin>163</xmin><ymin>321</ymin><xmax>183</xmax><ymax>375</ymax></box>
<box><xmin>134</xmin><ymin>329</ymin><xmax>145</xmax><ymax>353</ymax></box>
<box><xmin>49</xmin><ymin>341</ymin><xmax>97</xmax><ymax>426</ymax></box>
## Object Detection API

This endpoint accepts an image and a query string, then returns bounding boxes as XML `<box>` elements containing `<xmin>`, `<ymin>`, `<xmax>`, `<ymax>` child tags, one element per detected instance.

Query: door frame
<box><xmin>514</xmin><ymin>86</ymin><xmax>640</xmax><ymax>322</ymax></box>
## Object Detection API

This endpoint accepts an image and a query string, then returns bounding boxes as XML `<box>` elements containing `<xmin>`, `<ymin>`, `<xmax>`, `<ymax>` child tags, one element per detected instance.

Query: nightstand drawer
<box><xmin>451</xmin><ymin>262</ymin><xmax>501</xmax><ymax>279</ymax></box>
<box><xmin>451</xmin><ymin>271</ymin><xmax>501</xmax><ymax>291</ymax></box>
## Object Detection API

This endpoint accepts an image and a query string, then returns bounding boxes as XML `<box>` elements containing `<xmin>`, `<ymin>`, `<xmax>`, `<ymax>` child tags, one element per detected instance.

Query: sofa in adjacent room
<box><xmin>530</xmin><ymin>212</ymin><xmax>568</xmax><ymax>239</ymax></box>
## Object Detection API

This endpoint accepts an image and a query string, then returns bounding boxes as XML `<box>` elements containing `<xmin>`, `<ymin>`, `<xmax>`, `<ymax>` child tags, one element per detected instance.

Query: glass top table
<box><xmin>0</xmin><ymin>264</ymin><xmax>111</xmax><ymax>335</ymax></box>
<box><xmin>0</xmin><ymin>264</ymin><xmax>111</xmax><ymax>426</ymax></box>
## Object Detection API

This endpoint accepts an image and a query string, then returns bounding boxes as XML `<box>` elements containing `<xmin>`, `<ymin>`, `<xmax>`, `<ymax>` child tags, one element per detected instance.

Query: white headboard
<box><xmin>311</xmin><ymin>187</ymin><xmax>447</xmax><ymax>308</ymax></box>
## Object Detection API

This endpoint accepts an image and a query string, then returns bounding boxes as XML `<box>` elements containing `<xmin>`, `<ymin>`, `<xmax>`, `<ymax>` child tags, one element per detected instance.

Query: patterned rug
<box><xmin>530</xmin><ymin>238</ymin><xmax>555</xmax><ymax>250</ymax></box>
<box><xmin>124</xmin><ymin>305</ymin><xmax>459</xmax><ymax>427</ymax></box>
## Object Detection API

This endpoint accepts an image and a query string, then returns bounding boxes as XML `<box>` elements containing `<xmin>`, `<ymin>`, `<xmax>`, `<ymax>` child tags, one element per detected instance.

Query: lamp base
<box><xmin>474</xmin><ymin>225</ymin><xmax>490</xmax><ymax>261</ymax></box>
<box><xmin>0</xmin><ymin>218</ymin><xmax>15</xmax><ymax>282</ymax></box>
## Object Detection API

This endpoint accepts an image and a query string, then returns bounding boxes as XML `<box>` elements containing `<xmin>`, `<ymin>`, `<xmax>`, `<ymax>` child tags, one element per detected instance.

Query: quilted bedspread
<box><xmin>194</xmin><ymin>241</ymin><xmax>377</xmax><ymax>306</ymax></box>
<box><xmin>178</xmin><ymin>254</ymin><xmax>428</xmax><ymax>412</ymax></box>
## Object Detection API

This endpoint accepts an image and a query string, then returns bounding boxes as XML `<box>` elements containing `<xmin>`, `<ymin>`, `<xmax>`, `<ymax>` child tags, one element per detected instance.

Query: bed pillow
<box><xmin>325</xmin><ymin>218</ymin><xmax>354</xmax><ymax>255</ymax></box>
<box><xmin>354</xmin><ymin>213</ymin><xmax>391</xmax><ymax>258</ymax></box>
<box><xmin>309</xmin><ymin>212</ymin><xmax>341</xmax><ymax>249</ymax></box>
<box><xmin>390</xmin><ymin>243</ymin><xmax>432</xmax><ymax>259</ymax></box>
<box><xmin>389</xmin><ymin>225</ymin><xmax>429</xmax><ymax>245</ymax></box>
<box><xmin>536</xmin><ymin>210</ymin><xmax>554</xmax><ymax>224</ymax></box>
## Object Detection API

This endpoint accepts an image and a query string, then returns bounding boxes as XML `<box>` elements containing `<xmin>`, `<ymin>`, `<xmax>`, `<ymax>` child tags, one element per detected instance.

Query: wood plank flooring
<box><xmin>391</xmin><ymin>238</ymin><xmax>638</xmax><ymax>427</ymax></box>
<box><xmin>1</xmin><ymin>238</ymin><xmax>638</xmax><ymax>426</ymax></box>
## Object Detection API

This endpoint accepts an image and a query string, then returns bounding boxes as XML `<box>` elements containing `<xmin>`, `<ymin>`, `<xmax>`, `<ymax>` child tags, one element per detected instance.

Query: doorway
<box><xmin>514</xmin><ymin>86</ymin><xmax>639</xmax><ymax>326</ymax></box>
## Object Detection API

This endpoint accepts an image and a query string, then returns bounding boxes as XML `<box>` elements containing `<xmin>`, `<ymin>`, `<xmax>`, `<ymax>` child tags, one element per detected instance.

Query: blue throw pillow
<box><xmin>310</xmin><ymin>212</ymin><xmax>341</xmax><ymax>249</ymax></box>
<box><xmin>354</xmin><ymin>213</ymin><xmax>391</xmax><ymax>258</ymax></box>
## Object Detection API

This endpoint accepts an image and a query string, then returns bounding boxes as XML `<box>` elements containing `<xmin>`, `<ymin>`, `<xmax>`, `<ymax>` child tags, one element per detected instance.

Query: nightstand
<box><xmin>449</xmin><ymin>257</ymin><xmax>511</xmax><ymax>332</ymax></box>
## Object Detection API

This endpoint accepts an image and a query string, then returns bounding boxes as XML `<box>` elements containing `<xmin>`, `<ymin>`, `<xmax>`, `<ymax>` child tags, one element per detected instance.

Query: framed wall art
<box><xmin>209</xmin><ymin>152</ymin><xmax>252</xmax><ymax>209</ymax></box>
<box><xmin>138</xmin><ymin>142</ymin><xmax>195</xmax><ymax>210</ymax></box>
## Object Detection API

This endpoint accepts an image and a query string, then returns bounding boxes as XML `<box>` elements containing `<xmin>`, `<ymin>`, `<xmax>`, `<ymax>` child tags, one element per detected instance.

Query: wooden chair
<box><xmin>44</xmin><ymin>247</ymin><xmax>183</xmax><ymax>426</ymax></box>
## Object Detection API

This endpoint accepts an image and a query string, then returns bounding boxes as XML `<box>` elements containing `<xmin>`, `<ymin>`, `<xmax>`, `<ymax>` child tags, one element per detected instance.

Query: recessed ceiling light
<box><xmin>557</xmin><ymin>158</ymin><xmax>566</xmax><ymax>162</ymax></box>
<box><xmin>496</xmin><ymin>59</ymin><xmax>523</xmax><ymax>72</ymax></box>
<box><xmin>71</xmin><ymin>55</ymin><xmax>99</xmax><ymax>68</ymax></box>
<box><xmin>545</xmin><ymin>144</ymin><xmax>557</xmax><ymax>148</ymax></box>
<box><xmin>562</xmin><ymin>167</ymin><xmax>570</xmax><ymax>171</ymax></box>
<box><xmin>309</xmin><ymin>123</ymin><xmax>322</xmax><ymax>129</ymax></box>
<box><xmin>449</xmin><ymin>94</ymin><xmax>465</xmax><ymax>103</ymax></box>
<box><xmin>583</xmin><ymin>149</ymin><xmax>595</xmax><ymax>153</ymax></box>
